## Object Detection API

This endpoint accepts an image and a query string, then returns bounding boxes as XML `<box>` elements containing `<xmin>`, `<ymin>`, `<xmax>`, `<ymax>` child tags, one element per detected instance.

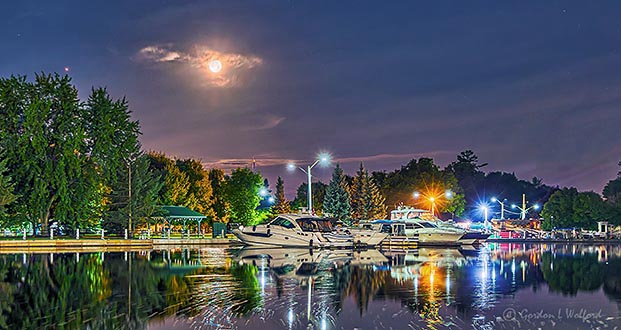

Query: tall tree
<box><xmin>0</xmin><ymin>156</ymin><xmax>17</xmax><ymax>221</ymax></box>
<box><xmin>376</xmin><ymin>157</ymin><xmax>465</xmax><ymax>218</ymax></box>
<box><xmin>176</xmin><ymin>158</ymin><xmax>214</xmax><ymax>216</ymax></box>
<box><xmin>104</xmin><ymin>154</ymin><xmax>163</xmax><ymax>234</ymax></box>
<box><xmin>541</xmin><ymin>188</ymin><xmax>606</xmax><ymax>230</ymax></box>
<box><xmin>292</xmin><ymin>182</ymin><xmax>328</xmax><ymax>214</ymax></box>
<box><xmin>350</xmin><ymin>163</ymin><xmax>387</xmax><ymax>220</ymax></box>
<box><xmin>272</xmin><ymin>177</ymin><xmax>291</xmax><ymax>214</ymax></box>
<box><xmin>208</xmin><ymin>169</ymin><xmax>230</xmax><ymax>223</ymax></box>
<box><xmin>224</xmin><ymin>168</ymin><xmax>264</xmax><ymax>225</ymax></box>
<box><xmin>323</xmin><ymin>164</ymin><xmax>352</xmax><ymax>223</ymax></box>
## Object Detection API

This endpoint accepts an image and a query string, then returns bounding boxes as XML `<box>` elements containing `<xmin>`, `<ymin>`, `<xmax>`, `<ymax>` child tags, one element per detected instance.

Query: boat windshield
<box><xmin>420</xmin><ymin>222</ymin><xmax>438</xmax><ymax>228</ymax></box>
<box><xmin>296</xmin><ymin>218</ymin><xmax>334</xmax><ymax>232</ymax></box>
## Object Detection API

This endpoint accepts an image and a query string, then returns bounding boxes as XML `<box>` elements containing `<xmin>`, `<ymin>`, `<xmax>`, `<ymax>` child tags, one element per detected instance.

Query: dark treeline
<box><xmin>0</xmin><ymin>73</ymin><xmax>619</xmax><ymax>232</ymax></box>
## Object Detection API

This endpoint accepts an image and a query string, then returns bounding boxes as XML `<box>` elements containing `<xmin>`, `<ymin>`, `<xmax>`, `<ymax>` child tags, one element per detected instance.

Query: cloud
<box><xmin>135</xmin><ymin>44</ymin><xmax>262</xmax><ymax>87</ymax></box>
<box><xmin>241</xmin><ymin>115</ymin><xmax>285</xmax><ymax>131</ymax></box>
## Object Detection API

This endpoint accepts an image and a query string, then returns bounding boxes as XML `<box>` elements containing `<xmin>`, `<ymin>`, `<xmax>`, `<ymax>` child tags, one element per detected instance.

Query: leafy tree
<box><xmin>224</xmin><ymin>168</ymin><xmax>264</xmax><ymax>225</ymax></box>
<box><xmin>163</xmin><ymin>161</ymin><xmax>190</xmax><ymax>206</ymax></box>
<box><xmin>176</xmin><ymin>158</ymin><xmax>214</xmax><ymax>217</ymax></box>
<box><xmin>272</xmin><ymin>177</ymin><xmax>291</xmax><ymax>214</ymax></box>
<box><xmin>0</xmin><ymin>74</ymin><xmax>141</xmax><ymax>232</ymax></box>
<box><xmin>603</xmin><ymin>178</ymin><xmax>621</xmax><ymax>204</ymax></box>
<box><xmin>208</xmin><ymin>169</ymin><xmax>230</xmax><ymax>223</ymax></box>
<box><xmin>291</xmin><ymin>182</ymin><xmax>327</xmax><ymax>214</ymax></box>
<box><xmin>323</xmin><ymin>164</ymin><xmax>352</xmax><ymax>222</ymax></box>
<box><xmin>104</xmin><ymin>153</ymin><xmax>163</xmax><ymax>234</ymax></box>
<box><xmin>541</xmin><ymin>188</ymin><xmax>606</xmax><ymax>230</ymax></box>
<box><xmin>0</xmin><ymin>157</ymin><xmax>17</xmax><ymax>220</ymax></box>
<box><xmin>374</xmin><ymin>158</ymin><xmax>465</xmax><ymax>218</ymax></box>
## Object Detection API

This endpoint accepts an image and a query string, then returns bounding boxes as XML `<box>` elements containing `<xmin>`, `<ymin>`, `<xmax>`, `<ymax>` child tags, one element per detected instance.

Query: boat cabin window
<box><xmin>380</xmin><ymin>224</ymin><xmax>392</xmax><ymax>233</ymax></box>
<box><xmin>405</xmin><ymin>223</ymin><xmax>424</xmax><ymax>229</ymax></box>
<box><xmin>295</xmin><ymin>218</ymin><xmax>333</xmax><ymax>232</ymax></box>
<box><xmin>420</xmin><ymin>222</ymin><xmax>438</xmax><ymax>228</ymax></box>
<box><xmin>271</xmin><ymin>217</ymin><xmax>296</xmax><ymax>229</ymax></box>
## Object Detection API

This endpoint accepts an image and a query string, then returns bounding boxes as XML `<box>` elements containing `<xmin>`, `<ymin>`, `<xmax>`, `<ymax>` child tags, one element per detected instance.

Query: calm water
<box><xmin>1</xmin><ymin>244</ymin><xmax>621</xmax><ymax>329</ymax></box>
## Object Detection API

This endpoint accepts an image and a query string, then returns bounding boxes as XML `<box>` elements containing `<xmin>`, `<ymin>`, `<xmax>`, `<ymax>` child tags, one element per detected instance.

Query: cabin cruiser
<box><xmin>232</xmin><ymin>214</ymin><xmax>354</xmax><ymax>248</ymax></box>
<box><xmin>360</xmin><ymin>219</ymin><xmax>465</xmax><ymax>246</ymax></box>
<box><xmin>390</xmin><ymin>207</ymin><xmax>490</xmax><ymax>245</ymax></box>
<box><xmin>335</xmin><ymin>226</ymin><xmax>389</xmax><ymax>247</ymax></box>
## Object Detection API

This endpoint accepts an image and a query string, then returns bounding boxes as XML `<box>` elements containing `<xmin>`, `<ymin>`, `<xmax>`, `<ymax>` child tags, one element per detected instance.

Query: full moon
<box><xmin>208</xmin><ymin>60</ymin><xmax>222</xmax><ymax>73</ymax></box>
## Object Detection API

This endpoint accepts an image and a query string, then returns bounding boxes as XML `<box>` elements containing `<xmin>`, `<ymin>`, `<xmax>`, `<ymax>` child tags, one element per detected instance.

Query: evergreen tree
<box><xmin>323</xmin><ymin>164</ymin><xmax>352</xmax><ymax>223</ymax></box>
<box><xmin>350</xmin><ymin>163</ymin><xmax>387</xmax><ymax>221</ymax></box>
<box><xmin>366</xmin><ymin>177</ymin><xmax>387</xmax><ymax>220</ymax></box>
<box><xmin>272</xmin><ymin>177</ymin><xmax>291</xmax><ymax>214</ymax></box>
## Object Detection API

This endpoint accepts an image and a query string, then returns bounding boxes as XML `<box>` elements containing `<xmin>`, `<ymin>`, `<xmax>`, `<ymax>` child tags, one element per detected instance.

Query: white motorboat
<box><xmin>335</xmin><ymin>226</ymin><xmax>388</xmax><ymax>247</ymax></box>
<box><xmin>361</xmin><ymin>219</ymin><xmax>465</xmax><ymax>246</ymax></box>
<box><xmin>390</xmin><ymin>207</ymin><xmax>489</xmax><ymax>245</ymax></box>
<box><xmin>232</xmin><ymin>214</ymin><xmax>354</xmax><ymax>248</ymax></box>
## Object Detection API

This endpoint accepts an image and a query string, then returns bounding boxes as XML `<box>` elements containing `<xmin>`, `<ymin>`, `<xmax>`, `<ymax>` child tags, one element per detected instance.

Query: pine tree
<box><xmin>366</xmin><ymin>177</ymin><xmax>387</xmax><ymax>219</ymax></box>
<box><xmin>350</xmin><ymin>163</ymin><xmax>368</xmax><ymax>220</ymax></box>
<box><xmin>350</xmin><ymin>163</ymin><xmax>387</xmax><ymax>221</ymax></box>
<box><xmin>273</xmin><ymin>176</ymin><xmax>291</xmax><ymax>214</ymax></box>
<box><xmin>323</xmin><ymin>164</ymin><xmax>351</xmax><ymax>223</ymax></box>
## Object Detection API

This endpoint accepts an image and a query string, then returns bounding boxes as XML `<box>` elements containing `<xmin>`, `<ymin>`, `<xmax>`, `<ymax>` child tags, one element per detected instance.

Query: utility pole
<box><xmin>128</xmin><ymin>160</ymin><xmax>132</xmax><ymax>238</ymax></box>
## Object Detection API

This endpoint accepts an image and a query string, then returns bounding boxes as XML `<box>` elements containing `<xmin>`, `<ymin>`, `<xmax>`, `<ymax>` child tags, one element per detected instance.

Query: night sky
<box><xmin>2</xmin><ymin>1</ymin><xmax>621</xmax><ymax>195</ymax></box>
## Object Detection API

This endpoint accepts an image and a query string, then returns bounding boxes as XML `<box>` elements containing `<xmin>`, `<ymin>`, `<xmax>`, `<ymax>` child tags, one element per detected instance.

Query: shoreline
<box><xmin>0</xmin><ymin>238</ymin><xmax>240</xmax><ymax>253</ymax></box>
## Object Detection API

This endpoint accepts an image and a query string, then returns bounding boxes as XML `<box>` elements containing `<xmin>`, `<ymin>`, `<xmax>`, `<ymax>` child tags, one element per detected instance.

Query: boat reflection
<box><xmin>1</xmin><ymin>244</ymin><xmax>620</xmax><ymax>329</ymax></box>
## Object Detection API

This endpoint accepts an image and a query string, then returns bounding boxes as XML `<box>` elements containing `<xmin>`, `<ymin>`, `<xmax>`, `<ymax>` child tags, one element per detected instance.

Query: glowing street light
<box><xmin>259</xmin><ymin>187</ymin><xmax>269</xmax><ymax>197</ymax></box>
<box><xmin>268</xmin><ymin>196</ymin><xmax>275</xmax><ymax>204</ymax></box>
<box><xmin>511</xmin><ymin>194</ymin><xmax>540</xmax><ymax>220</ymax></box>
<box><xmin>413</xmin><ymin>189</ymin><xmax>453</xmax><ymax>217</ymax></box>
<box><xmin>490</xmin><ymin>197</ymin><xmax>507</xmax><ymax>220</ymax></box>
<box><xmin>479</xmin><ymin>204</ymin><xmax>490</xmax><ymax>230</ymax></box>
<box><xmin>287</xmin><ymin>152</ymin><xmax>332</xmax><ymax>214</ymax></box>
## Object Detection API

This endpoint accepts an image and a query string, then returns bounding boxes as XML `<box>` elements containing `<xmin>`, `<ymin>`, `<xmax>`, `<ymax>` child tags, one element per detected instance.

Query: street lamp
<box><xmin>413</xmin><ymin>189</ymin><xmax>453</xmax><ymax>217</ymax></box>
<box><xmin>491</xmin><ymin>197</ymin><xmax>507</xmax><ymax>220</ymax></box>
<box><xmin>479</xmin><ymin>204</ymin><xmax>490</xmax><ymax>230</ymax></box>
<box><xmin>287</xmin><ymin>152</ymin><xmax>332</xmax><ymax>214</ymax></box>
<box><xmin>511</xmin><ymin>194</ymin><xmax>540</xmax><ymax>220</ymax></box>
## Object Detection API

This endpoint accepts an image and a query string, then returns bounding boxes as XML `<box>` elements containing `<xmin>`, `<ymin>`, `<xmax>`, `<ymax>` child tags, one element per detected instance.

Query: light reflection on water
<box><xmin>1</xmin><ymin>244</ymin><xmax>621</xmax><ymax>329</ymax></box>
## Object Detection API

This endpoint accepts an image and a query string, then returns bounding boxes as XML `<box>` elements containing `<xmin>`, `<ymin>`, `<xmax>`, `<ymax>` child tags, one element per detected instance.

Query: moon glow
<box><xmin>208</xmin><ymin>60</ymin><xmax>222</xmax><ymax>73</ymax></box>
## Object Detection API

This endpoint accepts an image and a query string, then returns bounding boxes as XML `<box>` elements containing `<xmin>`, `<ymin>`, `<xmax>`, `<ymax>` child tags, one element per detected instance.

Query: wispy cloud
<box><xmin>241</xmin><ymin>115</ymin><xmax>285</xmax><ymax>131</ymax></box>
<box><xmin>135</xmin><ymin>44</ymin><xmax>262</xmax><ymax>87</ymax></box>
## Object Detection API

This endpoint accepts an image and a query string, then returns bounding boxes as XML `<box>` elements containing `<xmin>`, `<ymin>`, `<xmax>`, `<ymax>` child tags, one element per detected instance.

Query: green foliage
<box><xmin>0</xmin><ymin>74</ymin><xmax>142</xmax><ymax>232</ymax></box>
<box><xmin>350</xmin><ymin>163</ymin><xmax>387</xmax><ymax>221</ymax></box>
<box><xmin>374</xmin><ymin>158</ymin><xmax>465</xmax><ymax>217</ymax></box>
<box><xmin>0</xmin><ymin>157</ymin><xmax>17</xmax><ymax>221</ymax></box>
<box><xmin>272</xmin><ymin>176</ymin><xmax>291</xmax><ymax>214</ymax></box>
<box><xmin>541</xmin><ymin>188</ymin><xmax>606</xmax><ymax>230</ymax></box>
<box><xmin>104</xmin><ymin>154</ymin><xmax>164</xmax><ymax>234</ymax></box>
<box><xmin>224</xmin><ymin>168</ymin><xmax>264</xmax><ymax>225</ymax></box>
<box><xmin>176</xmin><ymin>158</ymin><xmax>214</xmax><ymax>217</ymax></box>
<box><xmin>323</xmin><ymin>164</ymin><xmax>352</xmax><ymax>222</ymax></box>
<box><xmin>292</xmin><ymin>182</ymin><xmax>328</xmax><ymax>214</ymax></box>
<box><xmin>208</xmin><ymin>168</ymin><xmax>230</xmax><ymax>223</ymax></box>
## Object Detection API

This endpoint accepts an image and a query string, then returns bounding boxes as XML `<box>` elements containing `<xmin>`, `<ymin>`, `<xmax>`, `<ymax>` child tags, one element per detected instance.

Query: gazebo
<box><xmin>160</xmin><ymin>206</ymin><xmax>207</xmax><ymax>238</ymax></box>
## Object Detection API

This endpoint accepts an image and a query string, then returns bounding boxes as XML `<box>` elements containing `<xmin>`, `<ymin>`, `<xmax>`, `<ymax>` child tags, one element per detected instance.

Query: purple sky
<box><xmin>2</xmin><ymin>1</ymin><xmax>620</xmax><ymax>195</ymax></box>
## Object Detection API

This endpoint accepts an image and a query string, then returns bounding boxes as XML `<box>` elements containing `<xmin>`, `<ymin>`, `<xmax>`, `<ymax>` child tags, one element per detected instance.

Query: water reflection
<box><xmin>0</xmin><ymin>244</ymin><xmax>620</xmax><ymax>329</ymax></box>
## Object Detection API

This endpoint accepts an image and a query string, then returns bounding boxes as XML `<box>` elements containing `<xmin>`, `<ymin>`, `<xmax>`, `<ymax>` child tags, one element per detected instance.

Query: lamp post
<box><xmin>288</xmin><ymin>153</ymin><xmax>331</xmax><ymax>214</ymax></box>
<box><xmin>413</xmin><ymin>189</ymin><xmax>453</xmax><ymax>217</ymax></box>
<box><xmin>511</xmin><ymin>193</ymin><xmax>540</xmax><ymax>220</ymax></box>
<box><xmin>480</xmin><ymin>205</ymin><xmax>489</xmax><ymax>230</ymax></box>
<box><xmin>491</xmin><ymin>197</ymin><xmax>506</xmax><ymax>220</ymax></box>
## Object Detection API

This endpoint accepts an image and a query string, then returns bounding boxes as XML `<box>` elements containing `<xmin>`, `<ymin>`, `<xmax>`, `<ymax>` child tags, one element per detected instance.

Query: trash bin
<box><xmin>212</xmin><ymin>222</ymin><xmax>227</xmax><ymax>238</ymax></box>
